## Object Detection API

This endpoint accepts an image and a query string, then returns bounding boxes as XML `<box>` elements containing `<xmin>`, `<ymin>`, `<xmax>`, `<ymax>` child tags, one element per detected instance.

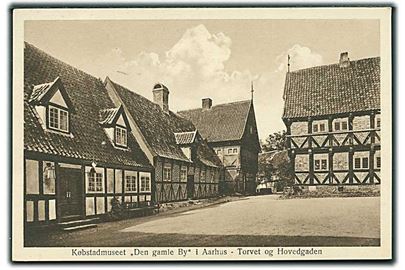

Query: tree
<box><xmin>261</xmin><ymin>130</ymin><xmax>287</xmax><ymax>152</ymax></box>
<box><xmin>258</xmin><ymin>130</ymin><xmax>294</xmax><ymax>191</ymax></box>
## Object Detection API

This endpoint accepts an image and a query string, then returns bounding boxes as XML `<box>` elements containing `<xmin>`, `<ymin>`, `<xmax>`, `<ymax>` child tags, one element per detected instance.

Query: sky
<box><xmin>25</xmin><ymin>19</ymin><xmax>380</xmax><ymax>141</ymax></box>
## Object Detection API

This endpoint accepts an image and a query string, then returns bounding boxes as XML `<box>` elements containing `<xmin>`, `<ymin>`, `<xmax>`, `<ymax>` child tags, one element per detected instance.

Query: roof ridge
<box><xmin>109</xmin><ymin>78</ymin><xmax>196</xmax><ymax>128</ymax></box>
<box><xmin>108</xmin><ymin>79</ymin><xmax>159</xmax><ymax>109</ymax></box>
<box><xmin>25</xmin><ymin>42</ymin><xmax>104</xmax><ymax>83</ymax></box>
<box><xmin>289</xmin><ymin>56</ymin><xmax>380</xmax><ymax>74</ymax></box>
<box><xmin>178</xmin><ymin>99</ymin><xmax>251</xmax><ymax>113</ymax></box>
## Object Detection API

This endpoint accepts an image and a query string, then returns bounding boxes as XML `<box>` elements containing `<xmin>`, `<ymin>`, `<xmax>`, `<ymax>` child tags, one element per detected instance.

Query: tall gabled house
<box><xmin>24</xmin><ymin>43</ymin><xmax>153</xmax><ymax>226</ymax></box>
<box><xmin>178</xmin><ymin>98</ymin><xmax>261</xmax><ymax>194</ymax></box>
<box><xmin>104</xmin><ymin>79</ymin><xmax>223</xmax><ymax>203</ymax></box>
<box><xmin>282</xmin><ymin>52</ymin><xmax>381</xmax><ymax>189</ymax></box>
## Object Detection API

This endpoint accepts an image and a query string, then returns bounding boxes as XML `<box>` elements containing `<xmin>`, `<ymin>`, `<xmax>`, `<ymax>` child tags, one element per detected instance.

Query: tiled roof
<box><xmin>178</xmin><ymin>100</ymin><xmax>252</xmax><ymax>143</ymax></box>
<box><xmin>283</xmin><ymin>57</ymin><xmax>380</xmax><ymax>118</ymax></box>
<box><xmin>28</xmin><ymin>80</ymin><xmax>54</xmax><ymax>103</ymax></box>
<box><xmin>24</xmin><ymin>42</ymin><xmax>151</xmax><ymax>169</ymax></box>
<box><xmin>174</xmin><ymin>131</ymin><xmax>197</xmax><ymax>145</ymax></box>
<box><xmin>108</xmin><ymin>79</ymin><xmax>222</xmax><ymax>167</ymax></box>
<box><xmin>99</xmin><ymin>107</ymin><xmax>120</xmax><ymax>126</ymax></box>
<box><xmin>28</xmin><ymin>76</ymin><xmax>74</xmax><ymax>109</ymax></box>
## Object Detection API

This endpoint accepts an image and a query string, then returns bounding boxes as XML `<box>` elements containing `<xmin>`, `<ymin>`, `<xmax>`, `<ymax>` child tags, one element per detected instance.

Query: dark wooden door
<box><xmin>186</xmin><ymin>175</ymin><xmax>194</xmax><ymax>199</ymax></box>
<box><xmin>58</xmin><ymin>167</ymin><xmax>83</xmax><ymax>219</ymax></box>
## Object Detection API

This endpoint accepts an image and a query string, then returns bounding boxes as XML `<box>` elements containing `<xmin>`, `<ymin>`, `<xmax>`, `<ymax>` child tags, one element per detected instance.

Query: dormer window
<box><xmin>99</xmin><ymin>104</ymin><xmax>131</xmax><ymax>150</ymax></box>
<box><xmin>115</xmin><ymin>126</ymin><xmax>127</xmax><ymax>147</ymax></box>
<box><xmin>48</xmin><ymin>105</ymin><xmax>69</xmax><ymax>132</ymax></box>
<box><xmin>28</xmin><ymin>77</ymin><xmax>74</xmax><ymax>134</ymax></box>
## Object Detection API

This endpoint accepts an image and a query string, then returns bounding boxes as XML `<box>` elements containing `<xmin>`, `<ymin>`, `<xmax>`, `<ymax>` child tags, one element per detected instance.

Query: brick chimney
<box><xmin>202</xmin><ymin>98</ymin><xmax>212</xmax><ymax>110</ymax></box>
<box><xmin>153</xmin><ymin>83</ymin><xmax>169</xmax><ymax>113</ymax></box>
<box><xmin>339</xmin><ymin>52</ymin><xmax>350</xmax><ymax>68</ymax></box>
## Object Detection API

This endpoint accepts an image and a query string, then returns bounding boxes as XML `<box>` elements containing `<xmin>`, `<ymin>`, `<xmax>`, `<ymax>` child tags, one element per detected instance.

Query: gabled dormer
<box><xmin>174</xmin><ymin>130</ymin><xmax>201</xmax><ymax>160</ymax></box>
<box><xmin>29</xmin><ymin>77</ymin><xmax>74</xmax><ymax>134</ymax></box>
<box><xmin>99</xmin><ymin>105</ymin><xmax>132</xmax><ymax>149</ymax></box>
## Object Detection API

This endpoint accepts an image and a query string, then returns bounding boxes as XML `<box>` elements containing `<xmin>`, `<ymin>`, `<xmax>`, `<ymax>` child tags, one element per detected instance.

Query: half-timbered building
<box><xmin>104</xmin><ymin>78</ymin><xmax>223</xmax><ymax>203</ymax></box>
<box><xmin>178</xmin><ymin>99</ymin><xmax>260</xmax><ymax>194</ymax></box>
<box><xmin>282</xmin><ymin>52</ymin><xmax>381</xmax><ymax>189</ymax></box>
<box><xmin>24</xmin><ymin>43</ymin><xmax>154</xmax><ymax>227</ymax></box>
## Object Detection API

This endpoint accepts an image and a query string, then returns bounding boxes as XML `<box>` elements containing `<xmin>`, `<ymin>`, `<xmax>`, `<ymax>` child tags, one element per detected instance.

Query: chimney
<box><xmin>202</xmin><ymin>98</ymin><xmax>212</xmax><ymax>110</ymax></box>
<box><xmin>153</xmin><ymin>83</ymin><xmax>169</xmax><ymax>113</ymax></box>
<box><xmin>339</xmin><ymin>52</ymin><xmax>350</xmax><ymax>68</ymax></box>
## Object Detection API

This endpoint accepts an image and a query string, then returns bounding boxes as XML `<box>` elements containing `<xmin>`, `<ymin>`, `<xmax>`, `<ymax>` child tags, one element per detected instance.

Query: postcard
<box><xmin>12</xmin><ymin>7</ymin><xmax>392</xmax><ymax>261</ymax></box>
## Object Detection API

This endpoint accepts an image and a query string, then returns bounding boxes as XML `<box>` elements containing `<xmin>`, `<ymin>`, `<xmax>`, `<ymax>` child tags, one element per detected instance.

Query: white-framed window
<box><xmin>227</xmin><ymin>148</ymin><xmax>232</xmax><ymax>154</ymax></box>
<box><xmin>88</xmin><ymin>172</ymin><xmax>103</xmax><ymax>192</ymax></box>
<box><xmin>163</xmin><ymin>167</ymin><xmax>172</xmax><ymax>182</ymax></box>
<box><xmin>115</xmin><ymin>126</ymin><xmax>127</xmax><ymax>147</ymax></box>
<box><xmin>314</xmin><ymin>157</ymin><xmax>328</xmax><ymax>171</ymax></box>
<box><xmin>233</xmin><ymin>148</ymin><xmax>238</xmax><ymax>154</ymax></box>
<box><xmin>354</xmin><ymin>157</ymin><xmax>369</xmax><ymax>169</ymax></box>
<box><xmin>140</xmin><ymin>173</ymin><xmax>151</xmax><ymax>192</ymax></box>
<box><xmin>312</xmin><ymin>123</ymin><xmax>326</xmax><ymax>133</ymax></box>
<box><xmin>334</xmin><ymin>120</ymin><xmax>348</xmax><ymax>131</ymax></box>
<box><xmin>48</xmin><ymin>105</ymin><xmax>69</xmax><ymax>132</ymax></box>
<box><xmin>216</xmin><ymin>149</ymin><xmax>222</xmax><ymax>155</ymax></box>
<box><xmin>180</xmin><ymin>167</ymin><xmax>187</xmax><ymax>182</ymax></box>
<box><xmin>125</xmin><ymin>173</ymin><xmax>137</xmax><ymax>192</ymax></box>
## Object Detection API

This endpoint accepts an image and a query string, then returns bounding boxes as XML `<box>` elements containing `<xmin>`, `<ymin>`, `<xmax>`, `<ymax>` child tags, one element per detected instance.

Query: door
<box><xmin>58</xmin><ymin>167</ymin><xmax>83</xmax><ymax>219</ymax></box>
<box><xmin>186</xmin><ymin>175</ymin><xmax>194</xmax><ymax>199</ymax></box>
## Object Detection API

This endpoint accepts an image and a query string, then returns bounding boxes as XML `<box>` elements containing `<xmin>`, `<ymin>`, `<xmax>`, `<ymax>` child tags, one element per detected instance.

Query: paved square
<box><xmin>123</xmin><ymin>196</ymin><xmax>380</xmax><ymax>239</ymax></box>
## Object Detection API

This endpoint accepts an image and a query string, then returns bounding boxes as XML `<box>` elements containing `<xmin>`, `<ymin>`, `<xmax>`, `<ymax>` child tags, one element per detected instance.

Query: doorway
<box><xmin>186</xmin><ymin>175</ymin><xmax>194</xmax><ymax>199</ymax></box>
<box><xmin>58</xmin><ymin>167</ymin><xmax>84</xmax><ymax>219</ymax></box>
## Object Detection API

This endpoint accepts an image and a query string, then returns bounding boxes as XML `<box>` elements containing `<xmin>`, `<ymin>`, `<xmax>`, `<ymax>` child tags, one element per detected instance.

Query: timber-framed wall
<box><xmin>284</xmin><ymin>109</ymin><xmax>381</xmax><ymax>186</ymax></box>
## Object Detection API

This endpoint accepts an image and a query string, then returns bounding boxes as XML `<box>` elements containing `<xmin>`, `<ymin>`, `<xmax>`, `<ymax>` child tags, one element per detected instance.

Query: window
<box><xmin>362</xmin><ymin>157</ymin><xmax>369</xmax><ymax>169</ymax></box>
<box><xmin>321</xmin><ymin>159</ymin><xmax>327</xmax><ymax>170</ymax></box>
<box><xmin>313</xmin><ymin>124</ymin><xmax>318</xmax><ymax>133</ymax></box>
<box><xmin>125</xmin><ymin>174</ymin><xmax>137</xmax><ymax>192</ymax></box>
<box><xmin>334</xmin><ymin>120</ymin><xmax>348</xmax><ymax>131</ymax></box>
<box><xmin>140</xmin><ymin>174</ymin><xmax>151</xmax><ymax>192</ymax></box>
<box><xmin>334</xmin><ymin>122</ymin><xmax>340</xmax><ymax>131</ymax></box>
<box><xmin>233</xmin><ymin>148</ymin><xmax>238</xmax><ymax>154</ymax></box>
<box><xmin>376</xmin><ymin>116</ymin><xmax>381</xmax><ymax>128</ymax></box>
<box><xmin>88</xmin><ymin>172</ymin><xmax>103</xmax><ymax>192</ymax></box>
<box><xmin>342</xmin><ymin>121</ymin><xmax>348</xmax><ymax>130</ymax></box>
<box><xmin>313</xmin><ymin>123</ymin><xmax>326</xmax><ymax>133</ymax></box>
<box><xmin>376</xmin><ymin>157</ymin><xmax>381</xmax><ymax>168</ymax></box>
<box><xmin>180</xmin><ymin>168</ymin><xmax>187</xmax><ymax>182</ymax></box>
<box><xmin>163</xmin><ymin>167</ymin><xmax>172</xmax><ymax>182</ymax></box>
<box><xmin>354</xmin><ymin>156</ymin><xmax>369</xmax><ymax>169</ymax></box>
<box><xmin>319</xmin><ymin>123</ymin><xmax>326</xmax><ymax>132</ymax></box>
<box><xmin>354</xmin><ymin>158</ymin><xmax>361</xmax><ymax>169</ymax></box>
<box><xmin>314</xmin><ymin>158</ymin><xmax>327</xmax><ymax>171</ymax></box>
<box><xmin>200</xmin><ymin>170</ymin><xmax>206</xmax><ymax>182</ymax></box>
<box><xmin>228</xmin><ymin>148</ymin><xmax>233</xmax><ymax>154</ymax></box>
<box><xmin>216</xmin><ymin>149</ymin><xmax>222</xmax><ymax>155</ymax></box>
<box><xmin>115</xmin><ymin>126</ymin><xmax>127</xmax><ymax>147</ymax></box>
<box><xmin>48</xmin><ymin>105</ymin><xmax>69</xmax><ymax>132</ymax></box>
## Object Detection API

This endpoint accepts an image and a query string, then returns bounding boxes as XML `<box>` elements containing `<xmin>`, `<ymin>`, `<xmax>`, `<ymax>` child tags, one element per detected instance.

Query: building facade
<box><xmin>282</xmin><ymin>52</ymin><xmax>381</xmax><ymax>188</ymax></box>
<box><xmin>104</xmin><ymin>79</ymin><xmax>223</xmax><ymax>203</ymax></box>
<box><xmin>24</xmin><ymin>43</ymin><xmax>153</xmax><ymax>227</ymax></box>
<box><xmin>179</xmin><ymin>98</ymin><xmax>260</xmax><ymax>194</ymax></box>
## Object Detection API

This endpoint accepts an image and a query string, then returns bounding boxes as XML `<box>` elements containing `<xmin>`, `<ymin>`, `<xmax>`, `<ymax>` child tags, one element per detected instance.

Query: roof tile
<box><xmin>178</xmin><ymin>100</ymin><xmax>252</xmax><ymax>143</ymax></box>
<box><xmin>282</xmin><ymin>57</ymin><xmax>380</xmax><ymax>118</ymax></box>
<box><xmin>24</xmin><ymin>42</ymin><xmax>151</xmax><ymax>169</ymax></box>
